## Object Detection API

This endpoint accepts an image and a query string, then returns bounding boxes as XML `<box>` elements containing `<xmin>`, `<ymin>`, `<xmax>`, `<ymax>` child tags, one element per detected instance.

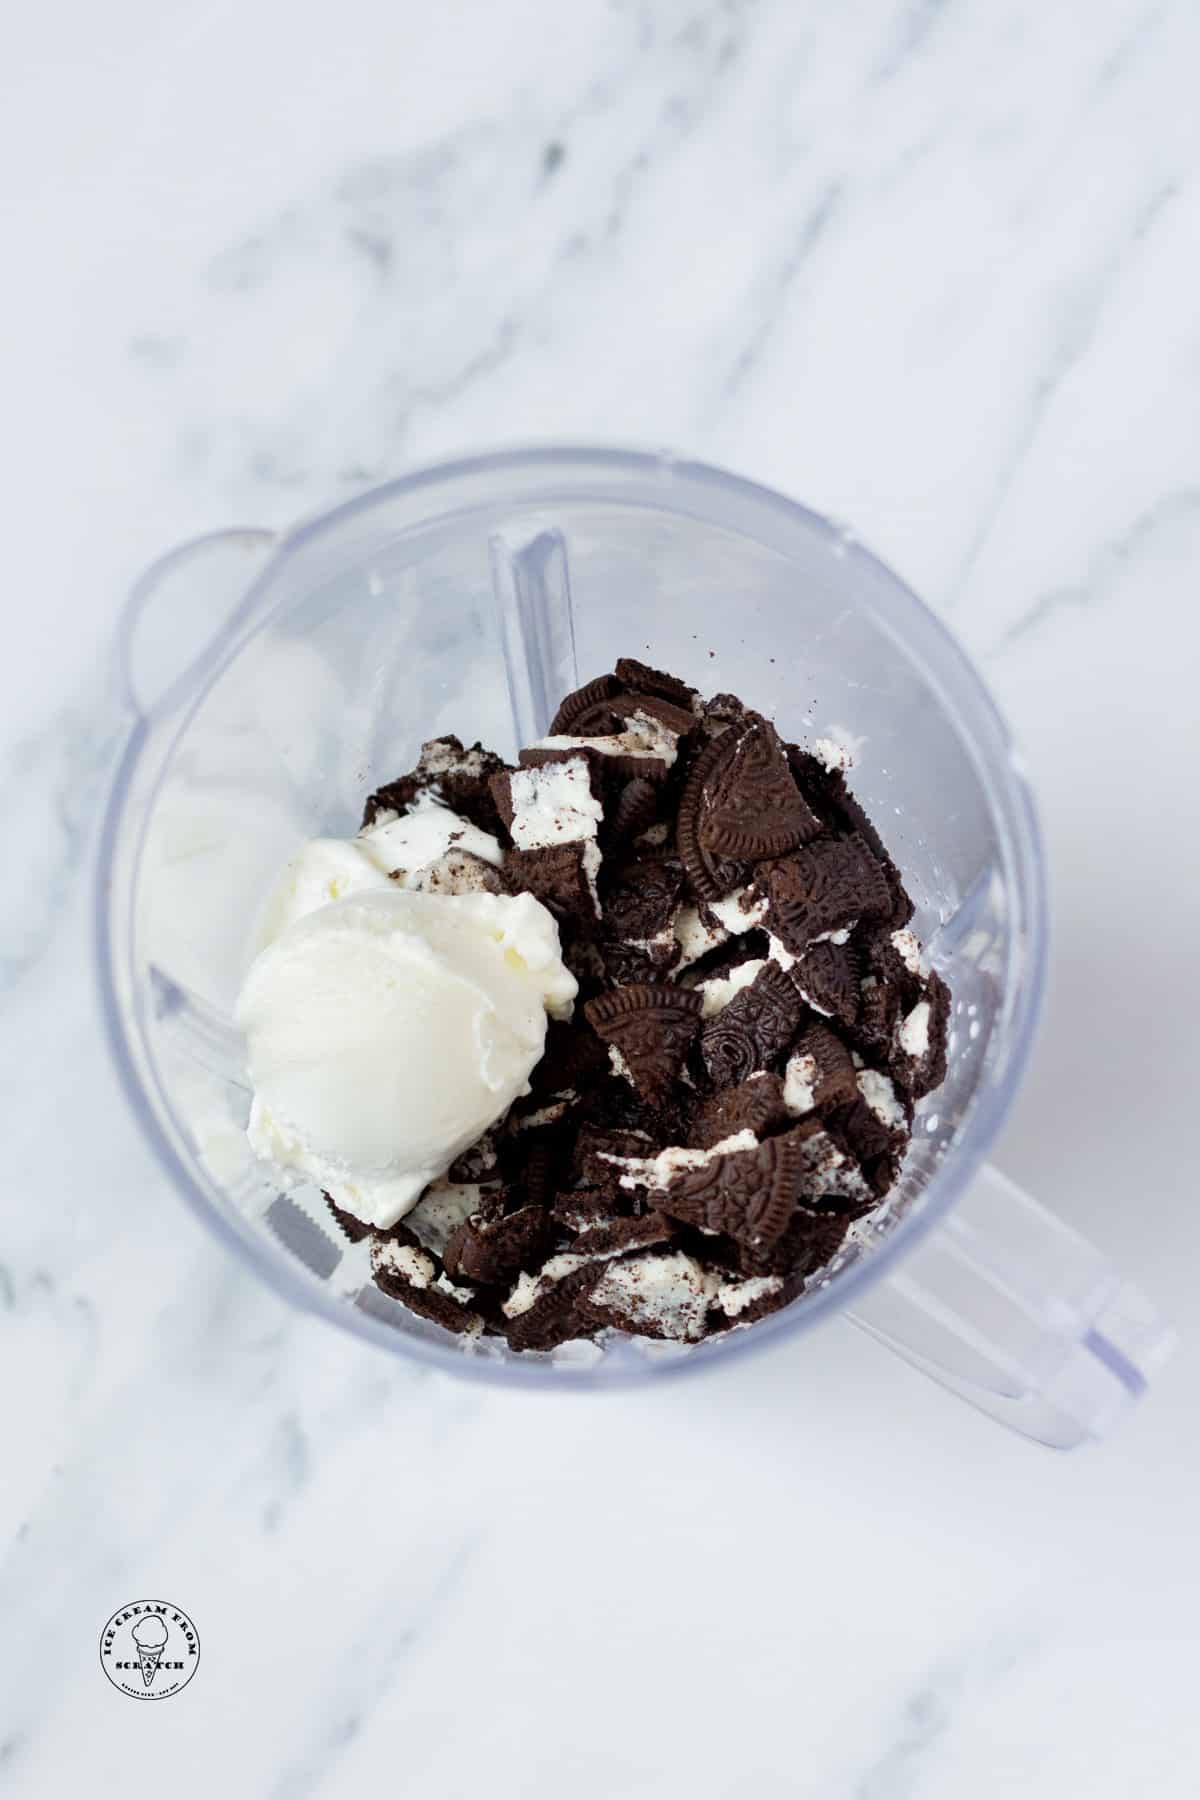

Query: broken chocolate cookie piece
<box><xmin>584</xmin><ymin>983</ymin><xmax>704</xmax><ymax>1107</ymax></box>
<box><xmin>528</xmin><ymin>1020</ymin><xmax>610</xmax><ymax>1099</ymax></box>
<box><xmin>370</xmin><ymin>1231</ymin><xmax>488</xmax><ymax>1336</ymax></box>
<box><xmin>781</xmin><ymin>1022</ymin><xmax>860</xmax><ymax>1117</ymax></box>
<box><xmin>606</xmin><ymin>777</ymin><xmax>662</xmax><ymax>846</ymax></box>
<box><xmin>610</xmin><ymin>693</ymin><xmax>699</xmax><ymax>739</ymax></box>
<box><xmin>323</xmin><ymin>1193</ymin><xmax>373</xmax><ymax>1243</ymax></box>
<box><xmin>676</xmin><ymin>728</ymin><xmax>753</xmax><ymax>902</ymax></box>
<box><xmin>767</xmin><ymin>833</ymin><xmax>893</xmax><ymax>952</ymax></box>
<box><xmin>699</xmin><ymin>961</ymin><xmax>806</xmax><ymax>1087</ymax></box>
<box><xmin>363</xmin><ymin>736</ymin><xmax>508</xmax><ymax>836</ymax></box>
<box><xmin>501</xmin><ymin>1256</ymin><xmax>606</xmax><ymax>1352</ymax></box>
<box><xmin>786</xmin><ymin>747</ymin><xmax>914</xmax><ymax>928</ymax></box>
<box><xmin>890</xmin><ymin>968</ymin><xmax>951</xmax><ymax>1099</ymax></box>
<box><xmin>613</xmin><ymin>657</ymin><xmax>698</xmax><ymax>708</ymax></box>
<box><xmin>690</xmin><ymin>1070</ymin><xmax>790</xmax><ymax>1149</ymax></box>
<box><xmin>600</xmin><ymin>852</ymin><xmax>686</xmax><ymax>943</ymax></box>
<box><xmin>443</xmin><ymin>1205</ymin><xmax>551</xmax><ymax>1287</ymax></box>
<box><xmin>549</xmin><ymin>673</ymin><xmax>621</xmax><ymax>736</ymax></box>
<box><xmin>503</xmin><ymin>843</ymin><xmax>600</xmax><ymax>930</ymax></box>
<box><xmin>698</xmin><ymin>716</ymin><xmax>822</xmax><ymax>860</ymax></box>
<box><xmin>569</xmin><ymin>1210</ymin><xmax>676</xmax><ymax>1259</ymax></box>
<box><xmin>785</xmin><ymin>935</ymin><xmax>863</xmax><ymax>1030</ymax></box>
<box><xmin>657</xmin><ymin>1129</ymin><xmax>813</xmax><ymax>1249</ymax></box>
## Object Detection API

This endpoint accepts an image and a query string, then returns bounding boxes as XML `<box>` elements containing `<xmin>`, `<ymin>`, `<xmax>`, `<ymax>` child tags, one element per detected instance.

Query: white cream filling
<box><xmin>715</xmin><ymin>1273</ymin><xmax>783</xmax><ymax>1318</ymax></box>
<box><xmin>603</xmin><ymin>1129</ymin><xmax>759</xmax><ymax>1192</ymax></box>
<box><xmin>589</xmin><ymin>1251</ymin><xmax>713</xmax><ymax>1342</ymax></box>
<box><xmin>510</xmin><ymin>1093</ymin><xmax>578</xmax><ymax>1132</ymax></box>
<box><xmin>812</xmin><ymin>736</ymin><xmax>852</xmax><ymax>773</ymax></box>
<box><xmin>432</xmin><ymin>1272</ymin><xmax>478</xmax><ymax>1307</ymax></box>
<box><xmin>507</xmin><ymin>756</ymin><xmax>603</xmax><ymax>911</ymax></box>
<box><xmin>532</xmin><ymin>709</ymin><xmax>681</xmax><ymax>769</ymax></box>
<box><xmin>858</xmin><ymin>1068</ymin><xmax>906</xmax><ymax>1130</ymax></box>
<box><xmin>418</xmin><ymin>740</ymin><xmax>494</xmax><ymax>779</ymax></box>
<box><xmin>898</xmin><ymin>1000</ymin><xmax>932</xmax><ymax>1059</ymax></box>
<box><xmin>697</xmin><ymin>958</ymin><xmax>767</xmax><ymax>1018</ymax></box>
<box><xmin>501</xmin><ymin>1235</ymin><xmax>638</xmax><ymax>1319</ymax></box>
<box><xmin>405</xmin><ymin>1181</ymin><xmax>484</xmax><ymax>1255</ymax></box>
<box><xmin>508</xmin><ymin>757</ymin><xmax>603</xmax><ymax>851</ymax></box>
<box><xmin>710</xmin><ymin>890</ymin><xmax>770</xmax><ymax>931</ymax></box>
<box><xmin>362</xmin><ymin>792</ymin><xmax>504</xmax><ymax>877</ymax></box>
<box><xmin>673</xmin><ymin>887</ymin><xmax>767</xmax><ymax>971</ymax></box>
<box><xmin>783</xmin><ymin>1052</ymin><xmax>818</xmax><ymax>1116</ymax></box>
<box><xmin>810</xmin><ymin>924</ymin><xmax>854</xmax><ymax>946</ymax></box>
<box><xmin>794</xmin><ymin>1129</ymin><xmax>873</xmax><ymax>1203</ymax></box>
<box><xmin>375</xmin><ymin>1241</ymin><xmax>436</xmax><ymax>1289</ymax></box>
<box><xmin>890</xmin><ymin>928</ymin><xmax>922</xmax><ymax>974</ymax></box>
<box><xmin>407</xmin><ymin>849</ymin><xmax>502</xmax><ymax>897</ymax></box>
<box><xmin>766</xmin><ymin>933</ymin><xmax>798</xmax><ymax>972</ymax></box>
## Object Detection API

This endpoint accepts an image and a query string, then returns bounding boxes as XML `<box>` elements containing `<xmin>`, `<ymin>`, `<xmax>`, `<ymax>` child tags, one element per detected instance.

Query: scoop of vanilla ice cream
<box><xmin>236</xmin><ymin>888</ymin><xmax>576</xmax><ymax>1228</ymax></box>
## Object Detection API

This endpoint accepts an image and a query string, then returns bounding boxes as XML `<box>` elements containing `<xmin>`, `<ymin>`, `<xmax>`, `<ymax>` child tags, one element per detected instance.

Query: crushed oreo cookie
<box><xmin>351</xmin><ymin>660</ymin><xmax>951</xmax><ymax>1350</ymax></box>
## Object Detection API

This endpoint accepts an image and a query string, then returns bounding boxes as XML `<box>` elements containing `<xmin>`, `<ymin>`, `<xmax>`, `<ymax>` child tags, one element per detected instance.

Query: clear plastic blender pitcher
<box><xmin>96</xmin><ymin>447</ymin><xmax>1170</xmax><ymax>1447</ymax></box>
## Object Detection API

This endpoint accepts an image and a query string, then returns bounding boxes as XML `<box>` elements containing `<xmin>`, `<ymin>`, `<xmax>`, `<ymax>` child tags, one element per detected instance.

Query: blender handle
<box><xmin>845</xmin><ymin>1163</ymin><xmax>1174</xmax><ymax>1448</ymax></box>
<box><xmin>118</xmin><ymin>527</ymin><xmax>278</xmax><ymax>720</ymax></box>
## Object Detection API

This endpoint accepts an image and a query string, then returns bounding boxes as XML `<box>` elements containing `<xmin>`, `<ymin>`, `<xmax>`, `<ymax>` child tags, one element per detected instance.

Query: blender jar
<box><xmin>96</xmin><ymin>448</ymin><xmax>1171</xmax><ymax>1446</ymax></box>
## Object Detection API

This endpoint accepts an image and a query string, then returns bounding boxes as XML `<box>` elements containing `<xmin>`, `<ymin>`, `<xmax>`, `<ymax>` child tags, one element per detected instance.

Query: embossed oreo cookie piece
<box><xmin>677</xmin><ymin>728</ymin><xmax>752</xmax><ymax>901</ymax></box>
<box><xmin>891</xmin><ymin>968</ymin><xmax>951</xmax><ymax>1099</ymax></box>
<box><xmin>782</xmin><ymin>1022</ymin><xmax>860</xmax><ymax>1116</ymax></box>
<box><xmin>549</xmin><ymin>673</ymin><xmax>621</xmax><ymax>736</ymax></box>
<box><xmin>699</xmin><ymin>962</ymin><xmax>806</xmax><ymax>1086</ymax></box>
<box><xmin>698</xmin><ymin>717</ymin><xmax>822</xmax><ymax>860</ymax></box>
<box><xmin>767</xmin><ymin>834</ymin><xmax>893</xmax><ymax>952</ymax></box>
<box><xmin>442</xmin><ymin>1205</ymin><xmax>551</xmax><ymax>1286</ymax></box>
<box><xmin>788</xmin><ymin>937</ymin><xmax>863</xmax><ymax>1030</ymax></box>
<box><xmin>607</xmin><ymin>777</ymin><xmax>662</xmax><ymax>845</ymax></box>
<box><xmin>370</xmin><ymin>1230</ymin><xmax>488</xmax><ymax>1336</ymax></box>
<box><xmin>690</xmin><ymin>1071</ymin><xmax>789</xmax><ymax>1149</ymax></box>
<box><xmin>600</xmin><ymin>853</ymin><xmax>686</xmax><ymax>943</ymax></box>
<box><xmin>786</xmin><ymin>747</ymin><xmax>914</xmax><ymax>928</ymax></box>
<box><xmin>657</xmin><ymin>1129</ymin><xmax>812</xmax><ymax>1249</ymax></box>
<box><xmin>584</xmin><ymin>983</ymin><xmax>704</xmax><ymax>1106</ymax></box>
<box><xmin>362</xmin><ymin>735</ymin><xmax>510</xmax><ymax>835</ymax></box>
<box><xmin>504</xmin><ymin>843</ymin><xmax>600</xmax><ymax>929</ymax></box>
<box><xmin>613</xmin><ymin>657</ymin><xmax>698</xmax><ymax>708</ymax></box>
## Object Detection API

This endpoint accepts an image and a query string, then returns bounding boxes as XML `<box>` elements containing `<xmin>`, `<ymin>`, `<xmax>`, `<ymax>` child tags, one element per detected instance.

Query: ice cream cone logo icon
<box><xmin>101</xmin><ymin>1599</ymin><xmax>199</xmax><ymax>1700</ymax></box>
<box><xmin>131</xmin><ymin>1615</ymin><xmax>168</xmax><ymax>1687</ymax></box>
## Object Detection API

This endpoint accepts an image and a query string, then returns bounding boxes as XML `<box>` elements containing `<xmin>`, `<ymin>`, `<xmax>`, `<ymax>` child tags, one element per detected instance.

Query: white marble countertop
<box><xmin>5</xmin><ymin>1</ymin><xmax>1199</xmax><ymax>1791</ymax></box>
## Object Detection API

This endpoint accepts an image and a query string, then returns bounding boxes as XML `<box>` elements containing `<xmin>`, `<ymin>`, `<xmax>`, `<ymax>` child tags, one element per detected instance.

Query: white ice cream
<box><xmin>257</xmin><ymin>794</ymin><xmax>504</xmax><ymax>947</ymax></box>
<box><xmin>236</xmin><ymin>888</ymin><xmax>577</xmax><ymax>1229</ymax></box>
